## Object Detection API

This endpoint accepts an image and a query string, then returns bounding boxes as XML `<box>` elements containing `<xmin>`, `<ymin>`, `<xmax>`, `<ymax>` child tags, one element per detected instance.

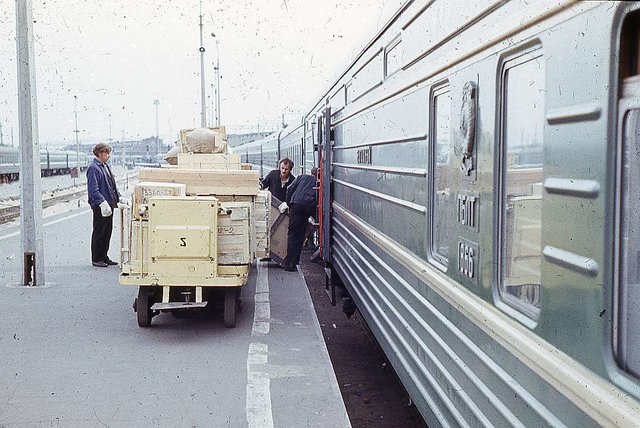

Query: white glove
<box><xmin>278</xmin><ymin>202</ymin><xmax>289</xmax><ymax>214</ymax></box>
<box><xmin>99</xmin><ymin>200</ymin><xmax>113</xmax><ymax>217</ymax></box>
<box><xmin>117</xmin><ymin>197</ymin><xmax>130</xmax><ymax>210</ymax></box>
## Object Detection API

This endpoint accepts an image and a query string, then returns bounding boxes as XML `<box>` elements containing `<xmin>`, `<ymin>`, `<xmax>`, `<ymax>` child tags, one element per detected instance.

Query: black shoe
<box><xmin>284</xmin><ymin>264</ymin><xmax>297</xmax><ymax>272</ymax></box>
<box><xmin>104</xmin><ymin>259</ymin><xmax>118</xmax><ymax>266</ymax></box>
<box><xmin>92</xmin><ymin>261</ymin><xmax>108</xmax><ymax>267</ymax></box>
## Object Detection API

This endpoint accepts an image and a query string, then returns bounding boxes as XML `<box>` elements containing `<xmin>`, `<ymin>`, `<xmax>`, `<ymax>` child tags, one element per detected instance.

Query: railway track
<box><xmin>0</xmin><ymin>188</ymin><xmax>88</xmax><ymax>225</ymax></box>
<box><xmin>0</xmin><ymin>174</ymin><xmax>136</xmax><ymax>225</ymax></box>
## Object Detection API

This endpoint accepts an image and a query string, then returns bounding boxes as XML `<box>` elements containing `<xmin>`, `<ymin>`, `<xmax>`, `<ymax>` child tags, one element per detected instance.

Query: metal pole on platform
<box><xmin>16</xmin><ymin>0</ymin><xmax>45</xmax><ymax>286</ymax></box>
<box><xmin>198</xmin><ymin>0</ymin><xmax>206</xmax><ymax>127</ymax></box>
<box><xmin>108</xmin><ymin>113</ymin><xmax>113</xmax><ymax>146</ymax></box>
<box><xmin>74</xmin><ymin>95</ymin><xmax>79</xmax><ymax>176</ymax></box>
<box><xmin>153</xmin><ymin>99</ymin><xmax>159</xmax><ymax>156</ymax></box>
<box><xmin>210</xmin><ymin>83</ymin><xmax>218</xmax><ymax>128</ymax></box>
<box><xmin>212</xmin><ymin>33</ymin><xmax>221</xmax><ymax>127</ymax></box>
<box><xmin>121</xmin><ymin>129</ymin><xmax>126</xmax><ymax>166</ymax></box>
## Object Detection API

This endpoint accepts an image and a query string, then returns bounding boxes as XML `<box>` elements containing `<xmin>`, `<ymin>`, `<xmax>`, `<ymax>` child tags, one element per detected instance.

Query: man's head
<box><xmin>279</xmin><ymin>158</ymin><xmax>293</xmax><ymax>180</ymax></box>
<box><xmin>311</xmin><ymin>167</ymin><xmax>319</xmax><ymax>177</ymax></box>
<box><xmin>93</xmin><ymin>143</ymin><xmax>112</xmax><ymax>164</ymax></box>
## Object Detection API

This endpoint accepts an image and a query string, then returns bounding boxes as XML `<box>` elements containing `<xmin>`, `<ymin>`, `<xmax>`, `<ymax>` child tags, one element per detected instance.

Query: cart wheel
<box><xmin>224</xmin><ymin>288</ymin><xmax>237</xmax><ymax>328</ymax></box>
<box><xmin>137</xmin><ymin>287</ymin><xmax>153</xmax><ymax>328</ymax></box>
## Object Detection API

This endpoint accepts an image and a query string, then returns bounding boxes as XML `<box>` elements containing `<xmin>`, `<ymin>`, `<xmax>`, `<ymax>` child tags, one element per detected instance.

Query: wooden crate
<box><xmin>217</xmin><ymin>202</ymin><xmax>251</xmax><ymax>265</ymax></box>
<box><xmin>133</xmin><ymin>182</ymin><xmax>186</xmax><ymax>219</ymax></box>
<box><xmin>177</xmin><ymin>153</ymin><xmax>241</xmax><ymax>170</ymax></box>
<box><xmin>139</xmin><ymin>168</ymin><xmax>260</xmax><ymax>196</ymax></box>
<box><xmin>269</xmin><ymin>201</ymin><xmax>289</xmax><ymax>265</ymax></box>
<box><xmin>254</xmin><ymin>190</ymin><xmax>271</xmax><ymax>259</ymax></box>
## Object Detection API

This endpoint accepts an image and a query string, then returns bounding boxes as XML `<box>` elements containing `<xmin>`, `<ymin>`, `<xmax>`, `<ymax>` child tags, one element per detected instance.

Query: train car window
<box><xmin>384</xmin><ymin>35</ymin><xmax>402</xmax><ymax>78</ymax></box>
<box><xmin>330</xmin><ymin>85</ymin><xmax>346</xmax><ymax>113</ymax></box>
<box><xmin>615</xmin><ymin>7</ymin><xmax>640</xmax><ymax>380</ymax></box>
<box><xmin>350</xmin><ymin>48</ymin><xmax>384</xmax><ymax>101</ymax></box>
<box><xmin>497</xmin><ymin>50</ymin><xmax>544</xmax><ymax>318</ymax></box>
<box><xmin>429</xmin><ymin>85</ymin><xmax>452</xmax><ymax>268</ymax></box>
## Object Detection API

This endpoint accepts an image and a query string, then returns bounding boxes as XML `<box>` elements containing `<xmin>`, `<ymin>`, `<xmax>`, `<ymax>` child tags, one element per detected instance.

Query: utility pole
<box><xmin>108</xmin><ymin>113</ymin><xmax>113</xmax><ymax>145</ymax></box>
<box><xmin>212</xmin><ymin>32</ymin><xmax>221</xmax><ymax>127</ymax></box>
<box><xmin>108</xmin><ymin>113</ymin><xmax>116</xmax><ymax>164</ymax></box>
<box><xmin>153</xmin><ymin>99</ymin><xmax>159</xmax><ymax>156</ymax></box>
<box><xmin>121</xmin><ymin>129</ymin><xmax>126</xmax><ymax>167</ymax></box>
<box><xmin>211</xmin><ymin>83</ymin><xmax>218</xmax><ymax>128</ymax></box>
<box><xmin>16</xmin><ymin>0</ymin><xmax>45</xmax><ymax>286</ymax></box>
<box><xmin>198</xmin><ymin>0</ymin><xmax>206</xmax><ymax>127</ymax></box>
<box><xmin>73</xmin><ymin>95</ymin><xmax>80</xmax><ymax>177</ymax></box>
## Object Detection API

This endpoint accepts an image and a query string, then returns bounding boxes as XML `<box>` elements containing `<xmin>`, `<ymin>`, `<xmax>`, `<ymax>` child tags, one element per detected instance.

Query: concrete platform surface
<box><xmin>0</xmin><ymin>205</ymin><xmax>350</xmax><ymax>427</ymax></box>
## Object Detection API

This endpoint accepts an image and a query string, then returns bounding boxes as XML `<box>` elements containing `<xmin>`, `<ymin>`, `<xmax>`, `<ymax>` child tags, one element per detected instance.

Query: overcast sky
<box><xmin>0</xmin><ymin>0</ymin><xmax>403</xmax><ymax>148</ymax></box>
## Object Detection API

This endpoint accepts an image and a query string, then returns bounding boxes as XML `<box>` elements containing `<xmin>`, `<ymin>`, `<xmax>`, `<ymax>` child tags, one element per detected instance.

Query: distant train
<box><xmin>237</xmin><ymin>123</ymin><xmax>307</xmax><ymax>179</ymax></box>
<box><xmin>0</xmin><ymin>145</ymin><xmax>91</xmax><ymax>183</ymax></box>
<box><xmin>237</xmin><ymin>1</ymin><xmax>640</xmax><ymax>426</ymax></box>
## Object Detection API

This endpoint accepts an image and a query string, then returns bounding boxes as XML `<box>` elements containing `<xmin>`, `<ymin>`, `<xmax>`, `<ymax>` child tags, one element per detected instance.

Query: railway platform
<box><xmin>0</xmin><ymin>203</ymin><xmax>350</xmax><ymax>427</ymax></box>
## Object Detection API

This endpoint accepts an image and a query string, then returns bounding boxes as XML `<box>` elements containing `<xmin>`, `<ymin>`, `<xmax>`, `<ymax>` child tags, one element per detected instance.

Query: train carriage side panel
<box><xmin>321</xmin><ymin>0</ymin><xmax>640</xmax><ymax>426</ymax></box>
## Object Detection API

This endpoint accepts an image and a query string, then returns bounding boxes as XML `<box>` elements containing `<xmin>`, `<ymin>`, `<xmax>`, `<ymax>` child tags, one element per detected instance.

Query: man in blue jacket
<box><xmin>280</xmin><ymin>167</ymin><xmax>318</xmax><ymax>271</ymax></box>
<box><xmin>86</xmin><ymin>143</ymin><xmax>122</xmax><ymax>267</ymax></box>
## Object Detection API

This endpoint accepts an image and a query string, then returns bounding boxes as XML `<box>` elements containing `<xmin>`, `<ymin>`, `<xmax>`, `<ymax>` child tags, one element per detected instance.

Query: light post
<box><xmin>212</xmin><ymin>32</ymin><xmax>221</xmax><ymax>127</ymax></box>
<box><xmin>73</xmin><ymin>95</ymin><xmax>79</xmax><ymax>177</ymax></box>
<box><xmin>16</xmin><ymin>0</ymin><xmax>45</xmax><ymax>285</ymax></box>
<box><xmin>108</xmin><ymin>113</ymin><xmax>113</xmax><ymax>145</ymax></box>
<box><xmin>153</xmin><ymin>99</ymin><xmax>160</xmax><ymax>157</ymax></box>
<box><xmin>121</xmin><ymin>128</ymin><xmax>126</xmax><ymax>167</ymax></box>
<box><xmin>198</xmin><ymin>0</ymin><xmax>206</xmax><ymax>127</ymax></box>
<box><xmin>108</xmin><ymin>113</ymin><xmax>114</xmax><ymax>162</ymax></box>
<box><xmin>210</xmin><ymin>83</ymin><xmax>218</xmax><ymax>128</ymax></box>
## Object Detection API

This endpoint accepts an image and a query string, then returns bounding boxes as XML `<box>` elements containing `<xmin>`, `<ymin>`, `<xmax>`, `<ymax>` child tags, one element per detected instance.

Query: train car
<box><xmin>242</xmin><ymin>1</ymin><xmax>640</xmax><ymax>425</ymax></box>
<box><xmin>238</xmin><ymin>131</ymin><xmax>279</xmax><ymax>179</ymax></box>
<box><xmin>42</xmin><ymin>149</ymin><xmax>66</xmax><ymax>176</ymax></box>
<box><xmin>278</xmin><ymin>122</ymin><xmax>306</xmax><ymax>177</ymax></box>
<box><xmin>66</xmin><ymin>150</ymin><xmax>91</xmax><ymax>173</ymax></box>
<box><xmin>0</xmin><ymin>145</ymin><xmax>19</xmax><ymax>183</ymax></box>
<box><xmin>0</xmin><ymin>146</ymin><xmax>90</xmax><ymax>183</ymax></box>
<box><xmin>237</xmin><ymin>122</ymin><xmax>307</xmax><ymax>180</ymax></box>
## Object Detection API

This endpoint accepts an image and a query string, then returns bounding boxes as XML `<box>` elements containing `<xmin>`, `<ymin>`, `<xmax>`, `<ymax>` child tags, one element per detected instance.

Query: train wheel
<box><xmin>137</xmin><ymin>287</ymin><xmax>153</xmax><ymax>328</ymax></box>
<box><xmin>223</xmin><ymin>288</ymin><xmax>237</xmax><ymax>328</ymax></box>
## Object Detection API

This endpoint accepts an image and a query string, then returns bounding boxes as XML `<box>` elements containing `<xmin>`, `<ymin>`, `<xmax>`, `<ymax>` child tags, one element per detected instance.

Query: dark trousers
<box><xmin>91</xmin><ymin>207</ymin><xmax>113</xmax><ymax>262</ymax></box>
<box><xmin>284</xmin><ymin>203</ymin><xmax>316</xmax><ymax>267</ymax></box>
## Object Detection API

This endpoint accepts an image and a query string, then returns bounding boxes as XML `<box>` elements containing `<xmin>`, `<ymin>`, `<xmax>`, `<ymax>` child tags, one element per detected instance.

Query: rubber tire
<box><xmin>223</xmin><ymin>288</ymin><xmax>237</xmax><ymax>328</ymax></box>
<box><xmin>137</xmin><ymin>287</ymin><xmax>153</xmax><ymax>328</ymax></box>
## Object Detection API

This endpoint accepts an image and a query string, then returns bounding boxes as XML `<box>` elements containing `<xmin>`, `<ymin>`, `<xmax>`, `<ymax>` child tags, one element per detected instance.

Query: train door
<box><xmin>615</xmin><ymin>7</ymin><xmax>640</xmax><ymax>381</ymax></box>
<box><xmin>318</xmin><ymin>108</ymin><xmax>332</xmax><ymax>262</ymax></box>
